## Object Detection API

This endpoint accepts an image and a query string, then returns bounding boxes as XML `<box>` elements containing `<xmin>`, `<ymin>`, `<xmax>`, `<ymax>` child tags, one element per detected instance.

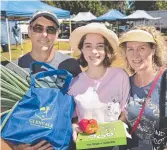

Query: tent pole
<box><xmin>159</xmin><ymin>19</ymin><xmax>161</xmax><ymax>32</ymax></box>
<box><xmin>5</xmin><ymin>16</ymin><xmax>12</xmax><ymax>61</ymax></box>
<box><xmin>69</xmin><ymin>17</ymin><xmax>72</xmax><ymax>56</ymax></box>
<box><xmin>69</xmin><ymin>18</ymin><xmax>71</xmax><ymax>35</ymax></box>
<box><xmin>20</xmin><ymin>33</ymin><xmax>24</xmax><ymax>56</ymax></box>
<box><xmin>19</xmin><ymin>22</ymin><xmax>24</xmax><ymax>56</ymax></box>
<box><xmin>117</xmin><ymin>21</ymin><xmax>119</xmax><ymax>36</ymax></box>
<box><xmin>117</xmin><ymin>21</ymin><xmax>119</xmax><ymax>37</ymax></box>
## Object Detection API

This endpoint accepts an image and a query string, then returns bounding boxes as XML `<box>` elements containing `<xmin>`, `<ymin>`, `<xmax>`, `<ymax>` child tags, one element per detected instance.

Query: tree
<box><xmin>42</xmin><ymin>1</ymin><xmax>105</xmax><ymax>16</ymax></box>
<box><xmin>42</xmin><ymin>1</ymin><xmax>130</xmax><ymax>16</ymax></box>
<box><xmin>155</xmin><ymin>1</ymin><xmax>167</xmax><ymax>10</ymax></box>
<box><xmin>42</xmin><ymin>1</ymin><xmax>167</xmax><ymax>16</ymax></box>
<box><xmin>98</xmin><ymin>1</ymin><xmax>128</xmax><ymax>14</ymax></box>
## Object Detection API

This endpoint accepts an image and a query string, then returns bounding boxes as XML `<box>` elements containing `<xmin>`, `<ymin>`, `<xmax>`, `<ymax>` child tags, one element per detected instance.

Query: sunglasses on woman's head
<box><xmin>31</xmin><ymin>24</ymin><xmax>58</xmax><ymax>34</ymax></box>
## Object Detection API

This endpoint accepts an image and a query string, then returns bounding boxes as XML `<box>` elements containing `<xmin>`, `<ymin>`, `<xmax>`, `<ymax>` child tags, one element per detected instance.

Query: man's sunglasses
<box><xmin>31</xmin><ymin>24</ymin><xmax>58</xmax><ymax>34</ymax></box>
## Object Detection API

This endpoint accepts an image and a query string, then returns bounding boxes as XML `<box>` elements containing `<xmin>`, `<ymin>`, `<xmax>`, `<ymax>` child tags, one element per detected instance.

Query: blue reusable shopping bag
<box><xmin>1</xmin><ymin>62</ymin><xmax>75</xmax><ymax>150</ymax></box>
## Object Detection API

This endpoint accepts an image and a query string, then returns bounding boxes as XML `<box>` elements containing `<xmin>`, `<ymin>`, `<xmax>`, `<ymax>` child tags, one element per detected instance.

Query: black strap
<box><xmin>159</xmin><ymin>69</ymin><xmax>167</xmax><ymax>128</ymax></box>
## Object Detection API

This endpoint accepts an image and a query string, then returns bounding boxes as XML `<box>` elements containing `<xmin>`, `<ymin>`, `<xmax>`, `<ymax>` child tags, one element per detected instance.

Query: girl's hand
<box><xmin>72</xmin><ymin>123</ymin><xmax>83</xmax><ymax>142</ymax></box>
<box><xmin>13</xmin><ymin>140</ymin><xmax>53</xmax><ymax>150</ymax></box>
<box><xmin>119</xmin><ymin>111</ymin><xmax>127</xmax><ymax>123</ymax></box>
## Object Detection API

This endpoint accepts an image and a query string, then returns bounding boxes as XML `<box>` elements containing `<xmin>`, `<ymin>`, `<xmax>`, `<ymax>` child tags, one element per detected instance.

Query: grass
<box><xmin>0</xmin><ymin>39</ymin><xmax>126</xmax><ymax>69</ymax></box>
<box><xmin>0</xmin><ymin>39</ymin><xmax>70</xmax><ymax>61</ymax></box>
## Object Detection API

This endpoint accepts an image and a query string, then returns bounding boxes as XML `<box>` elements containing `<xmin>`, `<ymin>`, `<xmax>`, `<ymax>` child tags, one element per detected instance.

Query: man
<box><xmin>6</xmin><ymin>10</ymin><xmax>81</xmax><ymax>77</ymax></box>
<box><xmin>12</xmin><ymin>22</ymin><xmax>20</xmax><ymax>49</ymax></box>
<box><xmin>3</xmin><ymin>10</ymin><xmax>81</xmax><ymax>150</ymax></box>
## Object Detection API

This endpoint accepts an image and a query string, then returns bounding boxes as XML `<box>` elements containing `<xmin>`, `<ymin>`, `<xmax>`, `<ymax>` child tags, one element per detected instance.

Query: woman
<box><xmin>119</xmin><ymin>26</ymin><xmax>167</xmax><ymax>150</ymax></box>
<box><xmin>68</xmin><ymin>23</ymin><xmax>130</xmax><ymax>149</ymax></box>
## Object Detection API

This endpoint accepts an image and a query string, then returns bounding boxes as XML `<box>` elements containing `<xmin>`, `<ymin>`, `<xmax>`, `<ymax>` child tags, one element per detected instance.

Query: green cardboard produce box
<box><xmin>76</xmin><ymin>120</ymin><xmax>127</xmax><ymax>149</ymax></box>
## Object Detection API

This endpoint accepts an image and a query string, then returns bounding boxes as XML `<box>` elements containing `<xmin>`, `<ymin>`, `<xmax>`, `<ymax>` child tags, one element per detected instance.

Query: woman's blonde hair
<box><xmin>119</xmin><ymin>25</ymin><xmax>167</xmax><ymax>74</ymax></box>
